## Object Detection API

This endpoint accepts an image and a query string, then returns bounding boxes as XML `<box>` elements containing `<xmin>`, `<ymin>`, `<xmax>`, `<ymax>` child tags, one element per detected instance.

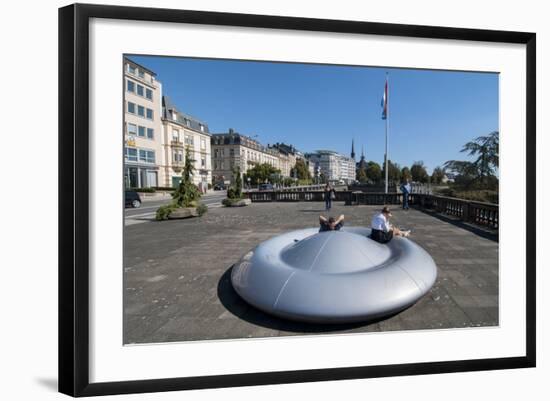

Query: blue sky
<box><xmin>130</xmin><ymin>55</ymin><xmax>499</xmax><ymax>174</ymax></box>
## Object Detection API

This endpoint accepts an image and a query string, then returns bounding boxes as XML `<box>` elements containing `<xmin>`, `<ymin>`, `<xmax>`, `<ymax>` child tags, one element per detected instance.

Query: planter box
<box><xmin>168</xmin><ymin>207</ymin><xmax>199</xmax><ymax>219</ymax></box>
<box><xmin>224</xmin><ymin>198</ymin><xmax>251</xmax><ymax>207</ymax></box>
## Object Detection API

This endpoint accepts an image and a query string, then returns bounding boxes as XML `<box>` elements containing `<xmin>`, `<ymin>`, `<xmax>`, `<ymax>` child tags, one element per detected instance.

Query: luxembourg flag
<box><xmin>381</xmin><ymin>77</ymin><xmax>388</xmax><ymax>120</ymax></box>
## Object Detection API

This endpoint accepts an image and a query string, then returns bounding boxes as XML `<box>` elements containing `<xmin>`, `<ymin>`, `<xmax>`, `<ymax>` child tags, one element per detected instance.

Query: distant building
<box><xmin>123</xmin><ymin>57</ymin><xmax>163</xmax><ymax>188</ymax></box>
<box><xmin>356</xmin><ymin>145</ymin><xmax>368</xmax><ymax>172</ymax></box>
<box><xmin>306</xmin><ymin>150</ymin><xmax>356</xmax><ymax>183</ymax></box>
<box><xmin>211</xmin><ymin>129</ymin><xmax>280</xmax><ymax>184</ymax></box>
<box><xmin>268</xmin><ymin>142</ymin><xmax>299</xmax><ymax>177</ymax></box>
<box><xmin>161</xmin><ymin>96</ymin><xmax>212</xmax><ymax>189</ymax></box>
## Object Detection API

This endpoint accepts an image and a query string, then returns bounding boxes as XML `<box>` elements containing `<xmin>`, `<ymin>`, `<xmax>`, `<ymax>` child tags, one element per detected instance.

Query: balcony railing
<box><xmin>247</xmin><ymin>191</ymin><xmax>498</xmax><ymax>229</ymax></box>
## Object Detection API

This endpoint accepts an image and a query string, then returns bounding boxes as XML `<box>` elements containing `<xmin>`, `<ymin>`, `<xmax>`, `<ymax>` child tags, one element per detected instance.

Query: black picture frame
<box><xmin>59</xmin><ymin>3</ymin><xmax>536</xmax><ymax>397</ymax></box>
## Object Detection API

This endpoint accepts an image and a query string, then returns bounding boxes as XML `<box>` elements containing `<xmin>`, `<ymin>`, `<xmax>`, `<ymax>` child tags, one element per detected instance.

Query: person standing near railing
<box><xmin>324</xmin><ymin>183</ymin><xmax>335</xmax><ymax>211</ymax></box>
<box><xmin>400</xmin><ymin>179</ymin><xmax>411</xmax><ymax>210</ymax></box>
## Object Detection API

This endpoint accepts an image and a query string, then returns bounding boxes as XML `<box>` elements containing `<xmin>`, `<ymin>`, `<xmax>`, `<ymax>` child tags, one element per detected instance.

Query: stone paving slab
<box><xmin>123</xmin><ymin>202</ymin><xmax>499</xmax><ymax>344</ymax></box>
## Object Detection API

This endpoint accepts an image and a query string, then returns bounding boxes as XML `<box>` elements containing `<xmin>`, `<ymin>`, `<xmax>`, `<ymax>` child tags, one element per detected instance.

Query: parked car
<box><xmin>213</xmin><ymin>183</ymin><xmax>226</xmax><ymax>190</ymax></box>
<box><xmin>125</xmin><ymin>190</ymin><xmax>142</xmax><ymax>208</ymax></box>
<box><xmin>259</xmin><ymin>183</ymin><xmax>274</xmax><ymax>191</ymax></box>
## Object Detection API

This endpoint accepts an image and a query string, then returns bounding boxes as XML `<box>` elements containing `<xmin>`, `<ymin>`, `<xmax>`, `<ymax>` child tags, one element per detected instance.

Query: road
<box><xmin>125</xmin><ymin>191</ymin><xmax>227</xmax><ymax>225</ymax></box>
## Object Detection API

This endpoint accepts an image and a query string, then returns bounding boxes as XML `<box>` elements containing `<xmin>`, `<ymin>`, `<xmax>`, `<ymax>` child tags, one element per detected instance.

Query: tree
<box><xmin>431</xmin><ymin>166</ymin><xmax>446</xmax><ymax>185</ymax></box>
<box><xmin>444</xmin><ymin>131</ymin><xmax>499</xmax><ymax>189</ymax></box>
<box><xmin>365</xmin><ymin>161</ymin><xmax>382</xmax><ymax>184</ymax></box>
<box><xmin>290</xmin><ymin>159</ymin><xmax>311</xmax><ymax>180</ymax></box>
<box><xmin>401</xmin><ymin>166</ymin><xmax>412</xmax><ymax>182</ymax></box>
<box><xmin>246</xmin><ymin>163</ymin><xmax>281</xmax><ymax>186</ymax></box>
<box><xmin>410</xmin><ymin>161</ymin><xmax>429</xmax><ymax>183</ymax></box>
<box><xmin>356</xmin><ymin>167</ymin><xmax>368</xmax><ymax>183</ymax></box>
<box><xmin>172</xmin><ymin>146</ymin><xmax>201</xmax><ymax>207</ymax></box>
<box><xmin>233</xmin><ymin>165</ymin><xmax>243</xmax><ymax>198</ymax></box>
<box><xmin>382</xmin><ymin>159</ymin><xmax>401</xmax><ymax>185</ymax></box>
<box><xmin>461</xmin><ymin>131</ymin><xmax>499</xmax><ymax>177</ymax></box>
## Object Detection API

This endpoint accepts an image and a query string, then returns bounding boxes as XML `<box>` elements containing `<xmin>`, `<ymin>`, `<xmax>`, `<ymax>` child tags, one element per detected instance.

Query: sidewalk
<box><xmin>124</xmin><ymin>202</ymin><xmax>498</xmax><ymax>344</ymax></box>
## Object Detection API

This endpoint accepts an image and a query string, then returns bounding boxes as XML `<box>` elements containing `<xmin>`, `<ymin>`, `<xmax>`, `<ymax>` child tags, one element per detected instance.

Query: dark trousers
<box><xmin>403</xmin><ymin>193</ymin><xmax>409</xmax><ymax>209</ymax></box>
<box><xmin>325</xmin><ymin>196</ymin><xmax>332</xmax><ymax>210</ymax></box>
<box><xmin>370</xmin><ymin>228</ymin><xmax>393</xmax><ymax>244</ymax></box>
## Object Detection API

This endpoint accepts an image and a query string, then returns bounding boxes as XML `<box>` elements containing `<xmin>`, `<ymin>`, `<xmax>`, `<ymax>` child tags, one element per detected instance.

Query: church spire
<box><xmin>351</xmin><ymin>139</ymin><xmax>356</xmax><ymax>160</ymax></box>
<box><xmin>361</xmin><ymin>145</ymin><xmax>365</xmax><ymax>160</ymax></box>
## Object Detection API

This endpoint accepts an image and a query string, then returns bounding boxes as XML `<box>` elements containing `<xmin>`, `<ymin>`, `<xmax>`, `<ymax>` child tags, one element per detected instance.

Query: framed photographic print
<box><xmin>58</xmin><ymin>3</ymin><xmax>536</xmax><ymax>397</ymax></box>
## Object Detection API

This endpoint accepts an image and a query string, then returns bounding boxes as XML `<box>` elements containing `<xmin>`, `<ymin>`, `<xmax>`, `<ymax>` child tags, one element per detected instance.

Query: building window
<box><xmin>137</xmin><ymin>105</ymin><xmax>145</xmax><ymax>117</ymax></box>
<box><xmin>201</xmin><ymin>138</ymin><xmax>206</xmax><ymax>150</ymax></box>
<box><xmin>137</xmin><ymin>84</ymin><xmax>144</xmax><ymax>96</ymax></box>
<box><xmin>125</xmin><ymin>147</ymin><xmax>138</xmax><ymax>162</ymax></box>
<box><xmin>127</xmin><ymin>102</ymin><xmax>136</xmax><ymax>114</ymax></box>
<box><xmin>138</xmin><ymin>69</ymin><xmax>144</xmax><ymax>78</ymax></box>
<box><xmin>138</xmin><ymin>149</ymin><xmax>155</xmax><ymax>163</ymax></box>
<box><xmin>128</xmin><ymin>65</ymin><xmax>136</xmax><ymax>75</ymax></box>
<box><xmin>146</xmin><ymin>108</ymin><xmax>153</xmax><ymax>119</ymax></box>
<box><xmin>127</xmin><ymin>123</ymin><xmax>137</xmax><ymax>136</ymax></box>
<box><xmin>138</xmin><ymin>126</ymin><xmax>146</xmax><ymax>137</ymax></box>
<box><xmin>172</xmin><ymin>150</ymin><xmax>183</xmax><ymax>163</ymax></box>
<box><xmin>147</xmin><ymin>128</ymin><xmax>154</xmax><ymax>140</ymax></box>
<box><xmin>199</xmin><ymin>124</ymin><xmax>204</xmax><ymax>132</ymax></box>
<box><xmin>146</xmin><ymin>88</ymin><xmax>153</xmax><ymax>100</ymax></box>
<box><xmin>185</xmin><ymin>135</ymin><xmax>194</xmax><ymax>146</ymax></box>
<box><xmin>127</xmin><ymin>80</ymin><xmax>135</xmax><ymax>93</ymax></box>
<box><xmin>230</xmin><ymin>149</ymin><xmax>235</xmax><ymax>157</ymax></box>
<box><xmin>201</xmin><ymin>157</ymin><xmax>206</xmax><ymax>168</ymax></box>
<box><xmin>172</xmin><ymin>129</ymin><xmax>179</xmax><ymax>142</ymax></box>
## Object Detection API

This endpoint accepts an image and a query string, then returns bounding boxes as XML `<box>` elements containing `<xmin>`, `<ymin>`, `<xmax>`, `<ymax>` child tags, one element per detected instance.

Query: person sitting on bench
<box><xmin>370</xmin><ymin>206</ymin><xmax>410</xmax><ymax>243</ymax></box>
<box><xmin>319</xmin><ymin>214</ymin><xmax>345</xmax><ymax>232</ymax></box>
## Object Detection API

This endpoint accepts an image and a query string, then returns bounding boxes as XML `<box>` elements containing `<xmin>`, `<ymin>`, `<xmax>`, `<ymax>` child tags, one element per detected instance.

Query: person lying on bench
<box><xmin>370</xmin><ymin>206</ymin><xmax>410</xmax><ymax>243</ymax></box>
<box><xmin>319</xmin><ymin>214</ymin><xmax>345</xmax><ymax>232</ymax></box>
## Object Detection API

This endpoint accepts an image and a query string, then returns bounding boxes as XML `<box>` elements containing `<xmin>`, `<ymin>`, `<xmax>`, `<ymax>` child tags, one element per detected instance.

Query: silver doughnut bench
<box><xmin>231</xmin><ymin>227</ymin><xmax>437</xmax><ymax>324</ymax></box>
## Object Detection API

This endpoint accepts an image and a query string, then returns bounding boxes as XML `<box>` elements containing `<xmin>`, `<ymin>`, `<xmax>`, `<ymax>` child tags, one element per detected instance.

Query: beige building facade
<box><xmin>161</xmin><ymin>97</ymin><xmax>212</xmax><ymax>190</ymax></box>
<box><xmin>123</xmin><ymin>58</ymin><xmax>163</xmax><ymax>188</ymax></box>
<box><xmin>211</xmin><ymin>130</ymin><xmax>286</xmax><ymax>184</ymax></box>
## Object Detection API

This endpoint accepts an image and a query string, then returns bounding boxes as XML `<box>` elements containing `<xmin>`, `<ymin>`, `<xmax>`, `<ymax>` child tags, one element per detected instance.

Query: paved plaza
<box><xmin>123</xmin><ymin>202</ymin><xmax>499</xmax><ymax>344</ymax></box>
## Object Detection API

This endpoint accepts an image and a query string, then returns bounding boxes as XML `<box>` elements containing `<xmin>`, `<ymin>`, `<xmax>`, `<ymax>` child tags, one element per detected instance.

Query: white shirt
<box><xmin>371</xmin><ymin>213</ymin><xmax>391</xmax><ymax>232</ymax></box>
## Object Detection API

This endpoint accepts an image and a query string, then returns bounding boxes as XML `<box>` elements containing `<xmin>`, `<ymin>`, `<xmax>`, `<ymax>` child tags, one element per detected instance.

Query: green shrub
<box><xmin>156</xmin><ymin>204</ymin><xmax>177</xmax><ymax>220</ymax></box>
<box><xmin>222</xmin><ymin>198</ymin><xmax>234</xmax><ymax>207</ymax></box>
<box><xmin>153</xmin><ymin>186</ymin><xmax>175</xmax><ymax>191</ymax></box>
<box><xmin>227</xmin><ymin>187</ymin><xmax>236</xmax><ymax>199</ymax></box>
<box><xmin>434</xmin><ymin>188</ymin><xmax>498</xmax><ymax>204</ymax></box>
<box><xmin>196</xmin><ymin>204</ymin><xmax>208</xmax><ymax>216</ymax></box>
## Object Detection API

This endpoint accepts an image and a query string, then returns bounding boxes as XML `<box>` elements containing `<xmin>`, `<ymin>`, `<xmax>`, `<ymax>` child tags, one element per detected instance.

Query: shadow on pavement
<box><xmin>217</xmin><ymin>266</ymin><xmax>395</xmax><ymax>334</ymax></box>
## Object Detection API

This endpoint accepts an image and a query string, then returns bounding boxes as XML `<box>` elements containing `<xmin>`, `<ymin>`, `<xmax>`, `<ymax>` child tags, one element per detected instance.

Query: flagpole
<box><xmin>385</xmin><ymin>73</ymin><xmax>389</xmax><ymax>194</ymax></box>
